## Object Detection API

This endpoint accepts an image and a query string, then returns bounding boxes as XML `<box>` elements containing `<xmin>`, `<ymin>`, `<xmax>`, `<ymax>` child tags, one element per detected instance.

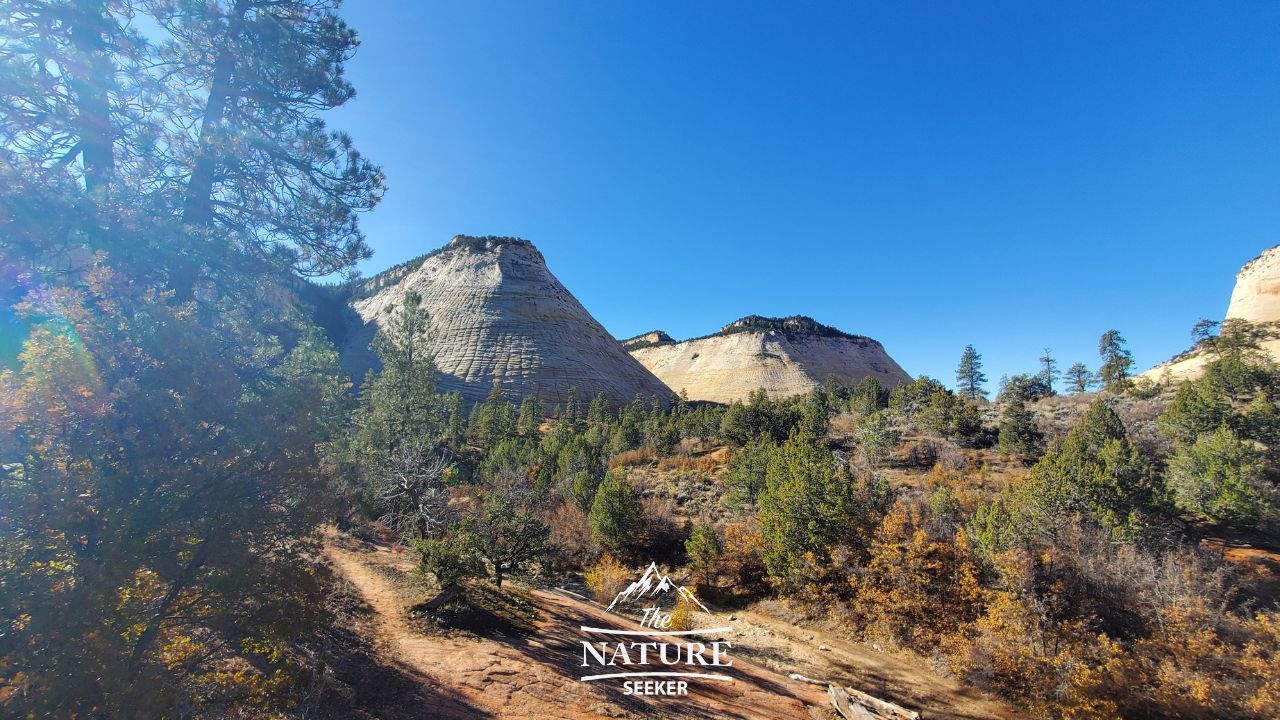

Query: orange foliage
<box><xmin>656</xmin><ymin>454</ymin><xmax>721</xmax><ymax>473</ymax></box>
<box><xmin>584</xmin><ymin>554</ymin><xmax>632</xmax><ymax>604</ymax></box>
<box><xmin>852</xmin><ymin>502</ymin><xmax>982</xmax><ymax>649</ymax></box>
<box><xmin>717</xmin><ymin>519</ymin><xmax>768</xmax><ymax>595</ymax></box>
<box><xmin>941</xmin><ymin>545</ymin><xmax>1280</xmax><ymax>720</ymax></box>
<box><xmin>608</xmin><ymin>447</ymin><xmax>656</xmax><ymax>468</ymax></box>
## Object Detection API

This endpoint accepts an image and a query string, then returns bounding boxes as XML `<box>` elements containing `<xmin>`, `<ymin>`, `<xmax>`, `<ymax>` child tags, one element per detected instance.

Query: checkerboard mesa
<box><xmin>340</xmin><ymin>235</ymin><xmax>672</xmax><ymax>408</ymax></box>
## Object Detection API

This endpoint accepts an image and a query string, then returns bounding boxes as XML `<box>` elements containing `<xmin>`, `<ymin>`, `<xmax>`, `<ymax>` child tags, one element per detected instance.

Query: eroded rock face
<box><xmin>1141</xmin><ymin>245</ymin><xmax>1280</xmax><ymax>383</ymax></box>
<box><xmin>342</xmin><ymin>236</ymin><xmax>672</xmax><ymax>407</ymax></box>
<box><xmin>1225</xmin><ymin>247</ymin><xmax>1280</xmax><ymax>323</ymax></box>
<box><xmin>620</xmin><ymin>330</ymin><xmax>675</xmax><ymax>350</ymax></box>
<box><xmin>625</xmin><ymin>315</ymin><xmax>911</xmax><ymax>403</ymax></box>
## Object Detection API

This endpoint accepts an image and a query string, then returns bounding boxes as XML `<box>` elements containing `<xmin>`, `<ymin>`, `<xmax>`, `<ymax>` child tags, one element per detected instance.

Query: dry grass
<box><xmin>656</xmin><ymin>453</ymin><xmax>722</xmax><ymax>473</ymax></box>
<box><xmin>607</xmin><ymin>447</ymin><xmax>657</xmax><ymax>468</ymax></box>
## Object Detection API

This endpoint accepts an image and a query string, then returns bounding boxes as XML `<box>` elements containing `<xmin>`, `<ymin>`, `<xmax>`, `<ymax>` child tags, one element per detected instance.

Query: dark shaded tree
<box><xmin>462</xmin><ymin>468</ymin><xmax>549</xmax><ymax>587</ymax></box>
<box><xmin>152</xmin><ymin>0</ymin><xmax>386</xmax><ymax>282</ymax></box>
<box><xmin>1</xmin><ymin>0</ymin><xmax>382</xmax><ymax>712</ymax></box>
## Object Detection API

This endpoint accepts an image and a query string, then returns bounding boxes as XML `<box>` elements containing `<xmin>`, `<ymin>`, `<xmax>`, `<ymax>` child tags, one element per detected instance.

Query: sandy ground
<box><xmin>323</xmin><ymin>533</ymin><xmax>1017</xmax><ymax>720</ymax></box>
<box><xmin>1198</xmin><ymin>526</ymin><xmax>1280</xmax><ymax>599</ymax></box>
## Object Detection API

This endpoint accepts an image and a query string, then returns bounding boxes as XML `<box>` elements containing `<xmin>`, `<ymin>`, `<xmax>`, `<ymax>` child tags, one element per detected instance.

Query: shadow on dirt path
<box><xmin>323</xmin><ymin>532</ymin><xmax>1015</xmax><ymax>719</ymax></box>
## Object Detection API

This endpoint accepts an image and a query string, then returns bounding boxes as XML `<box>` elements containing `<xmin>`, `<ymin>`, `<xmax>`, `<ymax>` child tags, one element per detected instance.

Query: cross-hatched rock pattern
<box><xmin>623</xmin><ymin>315</ymin><xmax>911</xmax><ymax>404</ymax></box>
<box><xmin>344</xmin><ymin>235</ymin><xmax>672</xmax><ymax>407</ymax></box>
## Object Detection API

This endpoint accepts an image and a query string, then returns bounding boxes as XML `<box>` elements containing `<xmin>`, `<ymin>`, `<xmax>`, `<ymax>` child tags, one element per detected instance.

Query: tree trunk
<box><xmin>129</xmin><ymin>536</ymin><xmax>210</xmax><ymax>674</ymax></box>
<box><xmin>423</xmin><ymin>582</ymin><xmax>463</xmax><ymax>611</ymax></box>
<box><xmin>181</xmin><ymin>0</ymin><xmax>250</xmax><ymax>228</ymax></box>
<box><xmin>67</xmin><ymin>0</ymin><xmax>115</xmax><ymax>198</ymax></box>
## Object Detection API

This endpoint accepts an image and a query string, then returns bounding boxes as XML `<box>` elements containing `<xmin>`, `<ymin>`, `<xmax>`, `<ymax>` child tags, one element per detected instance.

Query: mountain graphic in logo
<box><xmin>607</xmin><ymin>562</ymin><xmax>710</xmax><ymax>613</ymax></box>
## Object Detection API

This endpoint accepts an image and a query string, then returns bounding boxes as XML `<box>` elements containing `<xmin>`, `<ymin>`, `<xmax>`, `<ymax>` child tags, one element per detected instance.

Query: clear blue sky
<box><xmin>328</xmin><ymin>1</ymin><xmax>1279</xmax><ymax>389</ymax></box>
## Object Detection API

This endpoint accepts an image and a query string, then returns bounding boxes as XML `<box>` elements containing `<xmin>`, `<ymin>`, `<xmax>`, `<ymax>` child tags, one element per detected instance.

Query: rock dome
<box><xmin>340</xmin><ymin>236</ymin><xmax>672</xmax><ymax>407</ymax></box>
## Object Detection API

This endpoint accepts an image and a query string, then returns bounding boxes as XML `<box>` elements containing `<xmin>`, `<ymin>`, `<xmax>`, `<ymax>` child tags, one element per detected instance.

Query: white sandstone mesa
<box><xmin>339</xmin><ymin>235</ymin><xmax>672</xmax><ymax>407</ymax></box>
<box><xmin>624</xmin><ymin>315</ymin><xmax>911</xmax><ymax>403</ymax></box>
<box><xmin>1140</xmin><ymin>244</ymin><xmax>1280</xmax><ymax>383</ymax></box>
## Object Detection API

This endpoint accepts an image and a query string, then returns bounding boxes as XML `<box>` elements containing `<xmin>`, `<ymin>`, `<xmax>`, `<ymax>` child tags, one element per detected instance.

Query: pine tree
<box><xmin>800</xmin><ymin>386</ymin><xmax>831</xmax><ymax>439</ymax></box>
<box><xmin>0</xmin><ymin>1</ymin><xmax>150</xmax><ymax>202</ymax></box>
<box><xmin>1038</xmin><ymin>348</ymin><xmax>1059</xmax><ymax>395</ymax></box>
<box><xmin>0</xmin><ymin>1</ymin><xmax>381</xmax><ymax>712</ymax></box>
<box><xmin>587</xmin><ymin>392</ymin><xmax>611</xmax><ymax>428</ymax></box>
<box><xmin>1191</xmin><ymin>318</ymin><xmax>1221</xmax><ymax>347</ymax></box>
<box><xmin>684</xmin><ymin>525</ymin><xmax>722</xmax><ymax>585</ymax></box>
<box><xmin>353</xmin><ymin>293</ymin><xmax>450</xmax><ymax>540</ymax></box>
<box><xmin>724</xmin><ymin>439</ymin><xmax>776</xmax><ymax>502</ymax></box>
<box><xmin>1065</xmin><ymin>362</ymin><xmax>1095</xmax><ymax>394</ymax></box>
<box><xmin>444</xmin><ymin>391</ymin><xmax>466</xmax><ymax>449</ymax></box>
<box><xmin>1097</xmin><ymin>330</ymin><xmax>1134</xmax><ymax>391</ymax></box>
<box><xmin>561</xmin><ymin>387</ymin><xmax>580</xmax><ymax>431</ymax></box>
<box><xmin>156</xmin><ymin>0</ymin><xmax>385</xmax><ymax>282</ymax></box>
<box><xmin>517</xmin><ymin>394</ymin><xmax>543</xmax><ymax>437</ymax></box>
<box><xmin>1167</xmin><ymin>426</ymin><xmax>1277</xmax><ymax>528</ymax></box>
<box><xmin>998</xmin><ymin>373</ymin><xmax>1052</xmax><ymax>403</ymax></box>
<box><xmin>956</xmin><ymin>344</ymin><xmax>988</xmax><ymax>400</ymax></box>
<box><xmin>589</xmin><ymin>471</ymin><xmax>642</xmax><ymax>555</ymax></box>
<box><xmin>849</xmin><ymin>376</ymin><xmax>887</xmax><ymax>414</ymax></box>
<box><xmin>469</xmin><ymin>379</ymin><xmax>515</xmax><ymax>448</ymax></box>
<box><xmin>998</xmin><ymin>397</ymin><xmax>1044</xmax><ymax>463</ymax></box>
<box><xmin>462</xmin><ymin>471</ymin><xmax>548</xmax><ymax>588</ymax></box>
<box><xmin>1017</xmin><ymin>398</ymin><xmax>1159</xmax><ymax>539</ymax></box>
<box><xmin>365</xmin><ymin>291</ymin><xmax>442</xmax><ymax>440</ymax></box>
<box><xmin>852</xmin><ymin>410</ymin><xmax>899</xmax><ymax>468</ymax></box>
<box><xmin>757</xmin><ymin>432</ymin><xmax>848</xmax><ymax>583</ymax></box>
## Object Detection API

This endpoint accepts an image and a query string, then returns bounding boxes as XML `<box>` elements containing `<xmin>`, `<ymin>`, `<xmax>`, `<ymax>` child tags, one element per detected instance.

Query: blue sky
<box><xmin>328</xmin><ymin>1</ymin><xmax>1279</xmax><ymax>389</ymax></box>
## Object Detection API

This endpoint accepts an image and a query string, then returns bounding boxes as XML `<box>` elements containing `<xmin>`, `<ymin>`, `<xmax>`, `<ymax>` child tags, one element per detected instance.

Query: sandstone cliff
<box><xmin>340</xmin><ymin>235</ymin><xmax>672</xmax><ymax>407</ymax></box>
<box><xmin>624</xmin><ymin>315</ymin><xmax>911</xmax><ymax>403</ymax></box>
<box><xmin>1141</xmin><ymin>245</ymin><xmax>1280</xmax><ymax>383</ymax></box>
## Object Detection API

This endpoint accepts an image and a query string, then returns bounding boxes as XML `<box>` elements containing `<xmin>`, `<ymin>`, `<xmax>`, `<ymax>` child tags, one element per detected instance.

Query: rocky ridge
<box><xmin>625</xmin><ymin>315</ymin><xmax>911</xmax><ymax>403</ymax></box>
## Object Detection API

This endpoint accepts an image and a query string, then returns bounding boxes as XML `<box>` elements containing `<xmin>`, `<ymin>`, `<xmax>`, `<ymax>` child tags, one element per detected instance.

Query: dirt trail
<box><xmin>727</xmin><ymin>605</ymin><xmax>1013</xmax><ymax>720</ymax></box>
<box><xmin>324</xmin><ymin>535</ymin><xmax>1015</xmax><ymax>719</ymax></box>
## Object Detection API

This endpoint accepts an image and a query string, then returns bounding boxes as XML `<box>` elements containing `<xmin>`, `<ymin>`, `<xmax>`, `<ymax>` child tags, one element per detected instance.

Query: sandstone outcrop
<box><xmin>624</xmin><ymin>315</ymin><xmax>911</xmax><ymax>404</ymax></box>
<box><xmin>340</xmin><ymin>235</ymin><xmax>672</xmax><ymax>407</ymax></box>
<box><xmin>1141</xmin><ymin>245</ymin><xmax>1280</xmax><ymax>383</ymax></box>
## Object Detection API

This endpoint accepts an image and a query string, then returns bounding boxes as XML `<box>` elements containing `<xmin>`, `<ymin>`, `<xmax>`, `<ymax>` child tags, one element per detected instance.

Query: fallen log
<box><xmin>788</xmin><ymin>672</ymin><xmax>827</xmax><ymax>686</ymax></box>
<box><xmin>829</xmin><ymin>684</ymin><xmax>878</xmax><ymax>720</ymax></box>
<box><xmin>552</xmin><ymin>587</ymin><xmax>591</xmax><ymax>602</ymax></box>
<box><xmin>843</xmin><ymin>685</ymin><xmax>920</xmax><ymax>720</ymax></box>
<box><xmin>789</xmin><ymin>671</ymin><xmax>920</xmax><ymax>720</ymax></box>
